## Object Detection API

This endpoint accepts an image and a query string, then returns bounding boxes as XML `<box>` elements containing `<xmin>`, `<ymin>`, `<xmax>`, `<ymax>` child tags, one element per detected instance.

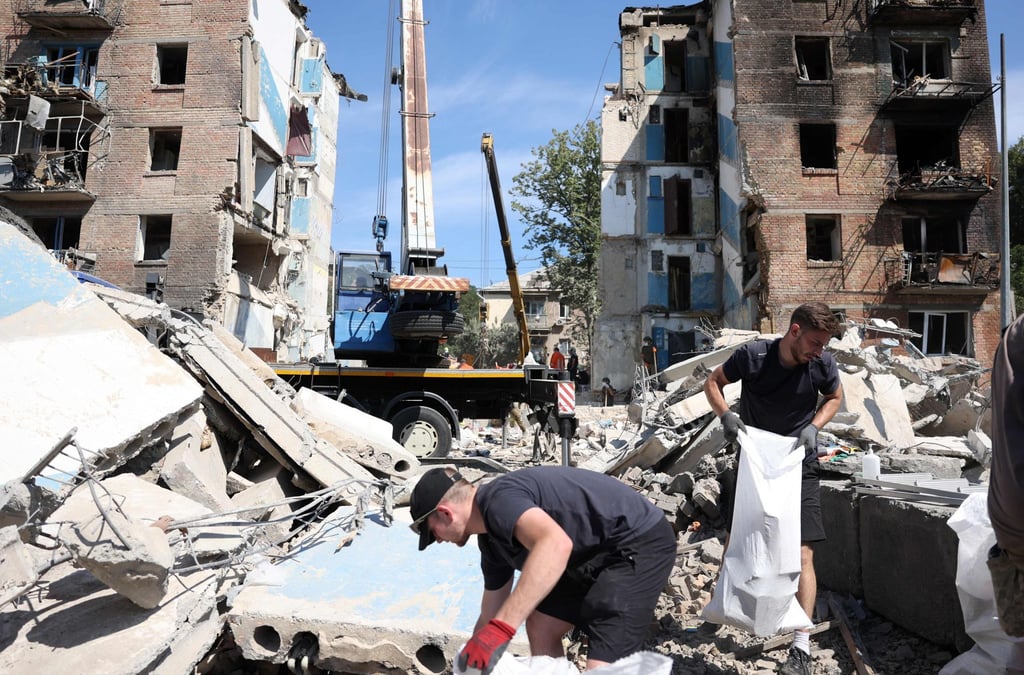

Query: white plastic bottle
<box><xmin>862</xmin><ymin>448</ymin><xmax>881</xmax><ymax>480</ymax></box>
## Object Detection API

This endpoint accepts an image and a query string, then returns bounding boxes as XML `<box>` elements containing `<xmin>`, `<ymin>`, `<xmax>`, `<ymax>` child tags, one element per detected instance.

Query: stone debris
<box><xmin>0</xmin><ymin>218</ymin><xmax>1001</xmax><ymax>673</ymax></box>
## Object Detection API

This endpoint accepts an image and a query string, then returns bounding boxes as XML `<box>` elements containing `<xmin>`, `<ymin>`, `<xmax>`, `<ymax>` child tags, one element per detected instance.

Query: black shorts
<box><xmin>723</xmin><ymin>448</ymin><xmax>826</xmax><ymax>543</ymax></box>
<box><xmin>534</xmin><ymin>517</ymin><xmax>676</xmax><ymax>663</ymax></box>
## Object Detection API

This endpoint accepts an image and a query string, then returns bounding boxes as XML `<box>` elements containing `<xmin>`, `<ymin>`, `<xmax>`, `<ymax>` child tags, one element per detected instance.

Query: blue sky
<box><xmin>302</xmin><ymin>0</ymin><xmax>1023</xmax><ymax>289</ymax></box>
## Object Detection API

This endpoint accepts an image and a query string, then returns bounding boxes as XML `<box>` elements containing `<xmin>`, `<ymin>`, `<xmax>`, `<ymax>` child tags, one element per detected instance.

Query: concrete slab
<box><xmin>659</xmin><ymin>337</ymin><xmax>757</xmax><ymax>383</ymax></box>
<box><xmin>0</xmin><ymin>222</ymin><xmax>202</xmax><ymax>485</ymax></box>
<box><xmin>292</xmin><ymin>387</ymin><xmax>420</xmax><ymax>480</ymax></box>
<box><xmin>838</xmin><ymin>371</ymin><xmax>915</xmax><ymax>449</ymax></box>
<box><xmin>0</xmin><ymin>561</ymin><xmax>219</xmax><ymax>674</ymax></box>
<box><xmin>228</xmin><ymin>507</ymin><xmax>519</xmax><ymax>674</ymax></box>
<box><xmin>169</xmin><ymin>321</ymin><xmax>373</xmax><ymax>497</ymax></box>
<box><xmin>160</xmin><ymin>410</ymin><xmax>233</xmax><ymax>512</ymax></box>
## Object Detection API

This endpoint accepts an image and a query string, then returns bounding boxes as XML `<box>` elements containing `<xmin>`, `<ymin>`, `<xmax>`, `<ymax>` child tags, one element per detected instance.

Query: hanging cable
<box><xmin>583</xmin><ymin>41</ymin><xmax>619</xmax><ymax>125</ymax></box>
<box><xmin>373</xmin><ymin>0</ymin><xmax>398</xmax><ymax>252</ymax></box>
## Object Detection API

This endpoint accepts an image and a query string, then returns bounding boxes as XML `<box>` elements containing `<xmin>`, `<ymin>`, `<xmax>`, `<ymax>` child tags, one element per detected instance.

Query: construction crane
<box><xmin>480</xmin><ymin>133</ymin><xmax>530</xmax><ymax>364</ymax></box>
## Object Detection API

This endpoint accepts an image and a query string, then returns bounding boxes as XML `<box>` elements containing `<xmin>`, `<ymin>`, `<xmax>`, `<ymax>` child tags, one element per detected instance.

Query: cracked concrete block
<box><xmin>160</xmin><ymin>411</ymin><xmax>232</xmax><ymax>512</ymax></box>
<box><xmin>226</xmin><ymin>471</ymin><xmax>256</xmax><ymax>496</ymax></box>
<box><xmin>65</xmin><ymin>509</ymin><xmax>173</xmax><ymax>609</ymax></box>
<box><xmin>0</xmin><ymin>560</ymin><xmax>220</xmax><ymax>674</ymax></box>
<box><xmin>666</xmin><ymin>381</ymin><xmax>740</xmax><ymax>425</ymax></box>
<box><xmin>230</xmin><ymin>473</ymin><xmax>293</xmax><ymax>547</ymax></box>
<box><xmin>692</xmin><ymin>478</ymin><xmax>721</xmax><ymax>520</ymax></box>
<box><xmin>292</xmin><ymin>388</ymin><xmax>419</xmax><ymax>480</ymax></box>
<box><xmin>838</xmin><ymin>371</ymin><xmax>915</xmax><ymax>448</ymax></box>
<box><xmin>884</xmin><ymin>454</ymin><xmax>965</xmax><ymax>479</ymax></box>
<box><xmin>967</xmin><ymin>429</ymin><xmax>991</xmax><ymax>464</ymax></box>
<box><xmin>0</xmin><ymin>525</ymin><xmax>37</xmax><ymax>607</ymax></box>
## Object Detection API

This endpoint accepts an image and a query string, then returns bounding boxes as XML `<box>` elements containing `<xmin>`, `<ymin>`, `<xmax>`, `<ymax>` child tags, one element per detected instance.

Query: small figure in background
<box><xmin>567</xmin><ymin>348</ymin><xmax>579</xmax><ymax>384</ymax></box>
<box><xmin>641</xmin><ymin>337</ymin><xmax>658</xmax><ymax>376</ymax></box>
<box><xmin>600</xmin><ymin>377</ymin><xmax>616</xmax><ymax>407</ymax></box>
<box><xmin>549</xmin><ymin>345</ymin><xmax>566</xmax><ymax>371</ymax></box>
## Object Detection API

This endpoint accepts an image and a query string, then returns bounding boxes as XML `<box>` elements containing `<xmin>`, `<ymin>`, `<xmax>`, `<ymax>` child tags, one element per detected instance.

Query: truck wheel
<box><xmin>391</xmin><ymin>406</ymin><xmax>452</xmax><ymax>458</ymax></box>
<box><xmin>389</xmin><ymin>311</ymin><xmax>464</xmax><ymax>339</ymax></box>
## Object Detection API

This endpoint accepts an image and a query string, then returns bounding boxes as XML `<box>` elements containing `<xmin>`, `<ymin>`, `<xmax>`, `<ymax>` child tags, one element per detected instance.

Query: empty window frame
<box><xmin>795</xmin><ymin>37</ymin><xmax>831</xmax><ymax>81</ymax></box>
<box><xmin>667</xmin><ymin>256</ymin><xmax>691</xmax><ymax>311</ymax></box>
<box><xmin>138</xmin><ymin>214</ymin><xmax>172</xmax><ymax>261</ymax></box>
<box><xmin>664</xmin><ymin>40</ymin><xmax>686</xmax><ymax>93</ymax></box>
<box><xmin>895</xmin><ymin>125</ymin><xmax>959</xmax><ymax>175</ymax></box>
<box><xmin>32</xmin><ymin>216</ymin><xmax>82</xmax><ymax>251</ymax></box>
<box><xmin>664</xmin><ymin>108</ymin><xmax>689</xmax><ymax>163</ymax></box>
<box><xmin>901</xmin><ymin>215</ymin><xmax>965</xmax><ymax>253</ymax></box>
<box><xmin>45</xmin><ymin>45</ymin><xmax>99</xmax><ymax>92</ymax></box>
<box><xmin>806</xmin><ymin>215</ymin><xmax>842</xmax><ymax>261</ymax></box>
<box><xmin>156</xmin><ymin>44</ymin><xmax>188</xmax><ymax>85</ymax></box>
<box><xmin>664</xmin><ymin>176</ymin><xmax>692</xmax><ymax>236</ymax></box>
<box><xmin>799</xmin><ymin>124</ymin><xmax>837</xmax><ymax>170</ymax></box>
<box><xmin>890</xmin><ymin>40</ymin><xmax>949</xmax><ymax>87</ymax></box>
<box><xmin>150</xmin><ymin>129</ymin><xmax>182</xmax><ymax>171</ymax></box>
<box><xmin>908</xmin><ymin>310</ymin><xmax>969</xmax><ymax>356</ymax></box>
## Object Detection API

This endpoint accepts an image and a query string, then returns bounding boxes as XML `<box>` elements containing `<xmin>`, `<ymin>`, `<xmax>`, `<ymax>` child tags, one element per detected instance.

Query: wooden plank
<box><xmin>827</xmin><ymin>592</ymin><xmax>876</xmax><ymax>675</ymax></box>
<box><xmin>731</xmin><ymin>620</ymin><xmax>836</xmax><ymax>659</ymax></box>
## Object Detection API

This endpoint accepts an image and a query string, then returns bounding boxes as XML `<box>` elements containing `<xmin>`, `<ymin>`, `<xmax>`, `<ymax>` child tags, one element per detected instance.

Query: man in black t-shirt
<box><xmin>703</xmin><ymin>302</ymin><xmax>843</xmax><ymax>675</ymax></box>
<box><xmin>408</xmin><ymin>465</ymin><xmax>675</xmax><ymax>673</ymax></box>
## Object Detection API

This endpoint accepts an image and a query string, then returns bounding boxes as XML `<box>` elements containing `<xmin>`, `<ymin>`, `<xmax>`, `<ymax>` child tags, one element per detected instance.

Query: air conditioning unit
<box><xmin>555</xmin><ymin>318</ymin><xmax>566</xmax><ymax>326</ymax></box>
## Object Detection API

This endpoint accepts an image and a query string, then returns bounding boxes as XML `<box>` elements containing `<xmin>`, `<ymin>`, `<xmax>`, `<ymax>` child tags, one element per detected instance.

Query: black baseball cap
<box><xmin>409</xmin><ymin>468</ymin><xmax>463</xmax><ymax>550</ymax></box>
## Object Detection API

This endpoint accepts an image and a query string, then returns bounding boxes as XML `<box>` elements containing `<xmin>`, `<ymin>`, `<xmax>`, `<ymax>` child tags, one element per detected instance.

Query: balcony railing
<box><xmin>885</xmin><ymin>162</ymin><xmax>995</xmax><ymax>201</ymax></box>
<box><xmin>885</xmin><ymin>251</ymin><xmax>999</xmax><ymax>290</ymax></box>
<box><xmin>868</xmin><ymin>0</ymin><xmax>977</xmax><ymax>26</ymax></box>
<box><xmin>15</xmin><ymin>0</ymin><xmax>119</xmax><ymax>31</ymax></box>
<box><xmin>882</xmin><ymin>77</ymin><xmax>999</xmax><ymax>112</ymax></box>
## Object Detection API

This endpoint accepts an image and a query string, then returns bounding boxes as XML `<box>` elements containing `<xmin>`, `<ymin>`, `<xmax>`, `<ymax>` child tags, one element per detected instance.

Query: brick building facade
<box><xmin>0</xmin><ymin>0</ymin><xmax>357</xmax><ymax>361</ymax></box>
<box><xmin>596</xmin><ymin>0</ymin><xmax>1001</xmax><ymax>387</ymax></box>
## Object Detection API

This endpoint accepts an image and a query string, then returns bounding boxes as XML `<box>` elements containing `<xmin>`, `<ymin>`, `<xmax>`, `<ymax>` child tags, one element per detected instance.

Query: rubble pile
<box><xmin>0</xmin><ymin>217</ymin><xmax>996</xmax><ymax>674</ymax></box>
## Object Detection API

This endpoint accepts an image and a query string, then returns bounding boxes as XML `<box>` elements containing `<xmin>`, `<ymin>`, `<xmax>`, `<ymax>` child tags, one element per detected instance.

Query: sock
<box><xmin>792</xmin><ymin>630</ymin><xmax>810</xmax><ymax>655</ymax></box>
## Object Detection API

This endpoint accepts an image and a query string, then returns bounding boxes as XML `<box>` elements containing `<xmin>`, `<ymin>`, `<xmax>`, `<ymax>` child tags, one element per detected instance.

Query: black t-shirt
<box><xmin>722</xmin><ymin>338</ymin><xmax>840</xmax><ymax>439</ymax></box>
<box><xmin>475</xmin><ymin>466</ymin><xmax>665</xmax><ymax>590</ymax></box>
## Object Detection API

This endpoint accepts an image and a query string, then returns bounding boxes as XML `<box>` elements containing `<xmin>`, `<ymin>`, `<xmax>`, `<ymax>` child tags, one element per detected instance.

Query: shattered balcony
<box><xmin>885</xmin><ymin>163</ymin><xmax>995</xmax><ymax>201</ymax></box>
<box><xmin>14</xmin><ymin>0</ymin><xmax>119</xmax><ymax>31</ymax></box>
<box><xmin>882</xmin><ymin>77</ymin><xmax>999</xmax><ymax>113</ymax></box>
<box><xmin>867</xmin><ymin>0</ymin><xmax>977</xmax><ymax>26</ymax></box>
<box><xmin>885</xmin><ymin>251</ymin><xmax>999</xmax><ymax>293</ymax></box>
<box><xmin>0</xmin><ymin>116</ymin><xmax>109</xmax><ymax>201</ymax></box>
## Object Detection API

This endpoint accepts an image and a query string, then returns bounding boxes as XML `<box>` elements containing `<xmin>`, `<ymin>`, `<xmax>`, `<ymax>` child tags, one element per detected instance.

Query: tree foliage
<box><xmin>1010</xmin><ymin>138</ymin><xmax>1024</xmax><ymax>313</ymax></box>
<box><xmin>446</xmin><ymin>288</ymin><xmax>523</xmax><ymax>366</ymax></box>
<box><xmin>510</xmin><ymin>120</ymin><xmax>602</xmax><ymax>357</ymax></box>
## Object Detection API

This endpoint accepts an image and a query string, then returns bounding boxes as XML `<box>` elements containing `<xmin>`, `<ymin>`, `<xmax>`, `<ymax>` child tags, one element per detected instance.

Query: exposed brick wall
<box><xmin>733</xmin><ymin>0</ymin><xmax>1002</xmax><ymax>364</ymax></box>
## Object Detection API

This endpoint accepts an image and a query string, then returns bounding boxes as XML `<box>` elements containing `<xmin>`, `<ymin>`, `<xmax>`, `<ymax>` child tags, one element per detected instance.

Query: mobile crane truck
<box><xmin>273</xmin><ymin>0</ymin><xmax>574</xmax><ymax>460</ymax></box>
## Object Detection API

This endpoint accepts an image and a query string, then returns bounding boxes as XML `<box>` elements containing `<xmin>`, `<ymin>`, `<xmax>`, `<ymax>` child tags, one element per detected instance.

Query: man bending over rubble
<box><xmin>703</xmin><ymin>301</ymin><xmax>844</xmax><ymax>675</ymax></box>
<box><xmin>409</xmin><ymin>465</ymin><xmax>675</xmax><ymax>673</ymax></box>
<box><xmin>988</xmin><ymin>314</ymin><xmax>1024</xmax><ymax>670</ymax></box>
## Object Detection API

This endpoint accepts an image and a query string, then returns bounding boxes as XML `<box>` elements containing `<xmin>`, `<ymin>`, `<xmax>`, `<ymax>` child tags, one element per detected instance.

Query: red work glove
<box><xmin>457</xmin><ymin>619</ymin><xmax>516</xmax><ymax>674</ymax></box>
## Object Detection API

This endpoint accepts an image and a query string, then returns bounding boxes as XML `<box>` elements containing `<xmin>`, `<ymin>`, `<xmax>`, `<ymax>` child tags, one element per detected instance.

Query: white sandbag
<box><xmin>453</xmin><ymin>649</ymin><xmax>671</xmax><ymax>674</ymax></box>
<box><xmin>939</xmin><ymin>492</ymin><xmax>1024</xmax><ymax>675</ymax></box>
<box><xmin>701</xmin><ymin>426</ymin><xmax>813</xmax><ymax>636</ymax></box>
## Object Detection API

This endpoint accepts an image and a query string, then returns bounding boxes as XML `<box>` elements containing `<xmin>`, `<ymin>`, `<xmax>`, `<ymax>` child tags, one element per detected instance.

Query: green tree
<box><xmin>1009</xmin><ymin>138</ymin><xmax>1024</xmax><ymax>313</ymax></box>
<box><xmin>510</xmin><ymin>120</ymin><xmax>602</xmax><ymax>358</ymax></box>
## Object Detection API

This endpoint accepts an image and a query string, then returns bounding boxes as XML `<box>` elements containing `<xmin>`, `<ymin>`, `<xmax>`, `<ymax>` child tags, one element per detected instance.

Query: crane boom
<box><xmin>397</xmin><ymin>0</ymin><xmax>444</xmax><ymax>275</ymax></box>
<box><xmin>481</xmin><ymin>133</ymin><xmax>530</xmax><ymax>364</ymax></box>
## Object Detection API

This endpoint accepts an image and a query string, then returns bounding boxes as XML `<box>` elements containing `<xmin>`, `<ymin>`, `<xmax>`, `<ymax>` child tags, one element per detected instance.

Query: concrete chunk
<box><xmin>838</xmin><ymin>371</ymin><xmax>915</xmax><ymax>448</ymax></box>
<box><xmin>160</xmin><ymin>411</ymin><xmax>232</xmax><ymax>512</ymax></box>
<box><xmin>0</xmin><ymin>525</ymin><xmax>38</xmax><ymax>607</ymax></box>
<box><xmin>292</xmin><ymin>387</ymin><xmax>419</xmax><ymax>480</ymax></box>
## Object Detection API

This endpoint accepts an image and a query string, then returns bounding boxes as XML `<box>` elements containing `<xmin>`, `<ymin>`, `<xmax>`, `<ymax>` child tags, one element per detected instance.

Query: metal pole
<box><xmin>1001</xmin><ymin>34</ymin><xmax>1012</xmax><ymax>329</ymax></box>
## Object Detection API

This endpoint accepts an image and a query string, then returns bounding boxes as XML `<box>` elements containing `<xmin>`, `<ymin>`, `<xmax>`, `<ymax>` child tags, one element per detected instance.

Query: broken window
<box><xmin>664</xmin><ymin>41</ymin><xmax>686</xmax><ymax>93</ymax></box>
<box><xmin>45</xmin><ymin>46</ymin><xmax>99</xmax><ymax>93</ymax></box>
<box><xmin>806</xmin><ymin>215</ymin><xmax>842</xmax><ymax>261</ymax></box>
<box><xmin>895</xmin><ymin>125</ymin><xmax>958</xmax><ymax>175</ymax></box>
<box><xmin>138</xmin><ymin>214</ymin><xmax>172</xmax><ymax>262</ymax></box>
<box><xmin>890</xmin><ymin>40</ymin><xmax>948</xmax><ymax>87</ymax></box>
<box><xmin>668</xmin><ymin>256</ymin><xmax>691</xmax><ymax>311</ymax></box>
<box><xmin>649</xmin><ymin>105</ymin><xmax>661</xmax><ymax>125</ymax></box>
<box><xmin>31</xmin><ymin>216</ymin><xmax>82</xmax><ymax>251</ymax></box>
<box><xmin>799</xmin><ymin>124</ymin><xmax>837</xmax><ymax>170</ymax></box>
<box><xmin>901</xmin><ymin>215</ymin><xmax>964</xmax><ymax>253</ymax></box>
<box><xmin>664</xmin><ymin>108</ymin><xmax>689</xmax><ymax>163</ymax></box>
<box><xmin>156</xmin><ymin>44</ymin><xmax>188</xmax><ymax>86</ymax></box>
<box><xmin>149</xmin><ymin>129</ymin><xmax>181</xmax><ymax>171</ymax></box>
<box><xmin>908</xmin><ymin>310</ymin><xmax>969</xmax><ymax>356</ymax></box>
<box><xmin>664</xmin><ymin>176</ymin><xmax>692</xmax><ymax>236</ymax></box>
<box><xmin>795</xmin><ymin>37</ymin><xmax>831</xmax><ymax>81</ymax></box>
<box><xmin>651</xmin><ymin>249</ymin><xmax>664</xmax><ymax>272</ymax></box>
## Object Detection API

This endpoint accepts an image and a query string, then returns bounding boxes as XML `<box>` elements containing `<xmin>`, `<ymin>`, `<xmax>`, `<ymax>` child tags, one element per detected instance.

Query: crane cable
<box><xmin>375</xmin><ymin>0</ymin><xmax>397</xmax><ymax>229</ymax></box>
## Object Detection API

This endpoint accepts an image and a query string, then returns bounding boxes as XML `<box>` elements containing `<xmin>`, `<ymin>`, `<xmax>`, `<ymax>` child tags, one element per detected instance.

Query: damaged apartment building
<box><xmin>595</xmin><ymin>0</ymin><xmax>1002</xmax><ymax>386</ymax></box>
<box><xmin>0</xmin><ymin>0</ymin><xmax>362</xmax><ymax>361</ymax></box>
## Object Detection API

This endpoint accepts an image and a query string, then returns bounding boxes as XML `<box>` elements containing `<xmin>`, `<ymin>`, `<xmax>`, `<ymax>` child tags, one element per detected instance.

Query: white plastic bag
<box><xmin>701</xmin><ymin>426</ymin><xmax>813</xmax><ymax>636</ymax></box>
<box><xmin>939</xmin><ymin>492</ymin><xmax>1024</xmax><ymax>675</ymax></box>
<box><xmin>452</xmin><ymin>649</ymin><xmax>671</xmax><ymax>675</ymax></box>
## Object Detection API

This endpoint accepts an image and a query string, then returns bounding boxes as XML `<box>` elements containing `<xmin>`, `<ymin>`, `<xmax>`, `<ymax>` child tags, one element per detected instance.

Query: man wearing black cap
<box><xmin>409</xmin><ymin>465</ymin><xmax>675</xmax><ymax>673</ymax></box>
